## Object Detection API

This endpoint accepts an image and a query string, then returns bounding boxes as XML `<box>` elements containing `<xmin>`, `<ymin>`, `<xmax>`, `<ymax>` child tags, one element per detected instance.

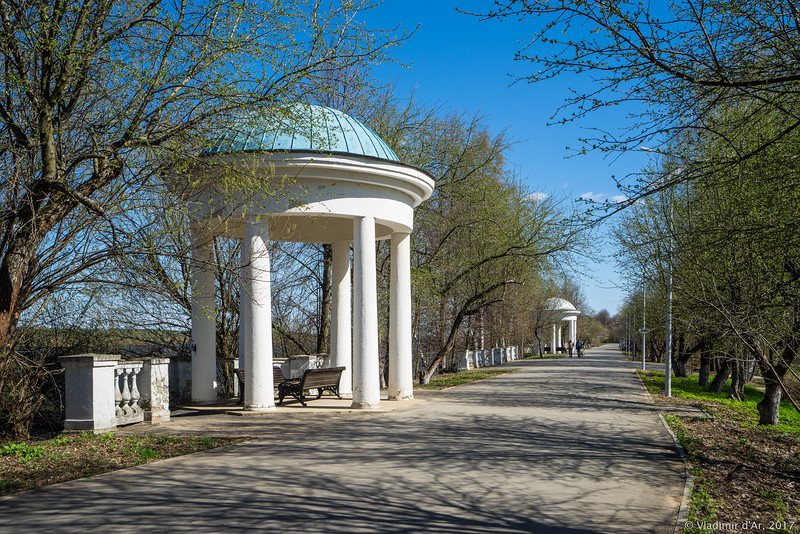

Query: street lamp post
<box><xmin>641</xmin><ymin>283</ymin><xmax>646</xmax><ymax>371</ymax></box>
<box><xmin>640</xmin><ymin>146</ymin><xmax>678</xmax><ymax>397</ymax></box>
<box><xmin>665</xmin><ymin>254</ymin><xmax>673</xmax><ymax>396</ymax></box>
<box><xmin>632</xmin><ymin>298</ymin><xmax>636</xmax><ymax>361</ymax></box>
<box><xmin>665</xmin><ymin>181</ymin><xmax>675</xmax><ymax>397</ymax></box>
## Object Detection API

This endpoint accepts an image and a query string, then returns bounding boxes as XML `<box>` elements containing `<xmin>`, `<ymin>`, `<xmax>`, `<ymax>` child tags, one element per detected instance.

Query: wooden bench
<box><xmin>235</xmin><ymin>366</ymin><xmax>292</xmax><ymax>404</ymax></box>
<box><xmin>278</xmin><ymin>366</ymin><xmax>346</xmax><ymax>406</ymax></box>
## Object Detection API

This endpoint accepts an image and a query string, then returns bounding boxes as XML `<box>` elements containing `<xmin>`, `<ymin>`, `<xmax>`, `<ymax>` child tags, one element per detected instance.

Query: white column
<box><xmin>235</xmin><ymin>243</ymin><xmax>248</xmax><ymax>399</ymax></box>
<box><xmin>389</xmin><ymin>232</ymin><xmax>413</xmax><ymax>401</ymax></box>
<box><xmin>243</xmin><ymin>217</ymin><xmax>275</xmax><ymax>412</ymax></box>
<box><xmin>352</xmin><ymin>216</ymin><xmax>380</xmax><ymax>409</ymax></box>
<box><xmin>330</xmin><ymin>240</ymin><xmax>352</xmax><ymax>395</ymax></box>
<box><xmin>558</xmin><ymin>325</ymin><xmax>562</xmax><ymax>349</ymax></box>
<box><xmin>238</xmin><ymin>244</ymin><xmax>248</xmax><ymax>373</ymax></box>
<box><xmin>190</xmin><ymin>233</ymin><xmax>217</xmax><ymax>403</ymax></box>
<box><xmin>551</xmin><ymin>322</ymin><xmax>557</xmax><ymax>355</ymax></box>
<box><xmin>571</xmin><ymin>318</ymin><xmax>577</xmax><ymax>343</ymax></box>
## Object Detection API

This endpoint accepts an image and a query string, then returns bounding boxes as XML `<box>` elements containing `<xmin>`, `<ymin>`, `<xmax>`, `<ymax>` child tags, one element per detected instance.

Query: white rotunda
<box><xmin>171</xmin><ymin>103</ymin><xmax>435</xmax><ymax>411</ymax></box>
<box><xmin>540</xmin><ymin>298</ymin><xmax>581</xmax><ymax>354</ymax></box>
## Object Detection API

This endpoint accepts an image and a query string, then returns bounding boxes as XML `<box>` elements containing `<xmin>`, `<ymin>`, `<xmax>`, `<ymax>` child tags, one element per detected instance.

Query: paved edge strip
<box><xmin>659</xmin><ymin>414</ymin><xmax>694</xmax><ymax>534</ymax></box>
<box><xmin>631</xmin><ymin>367</ymin><xmax>693</xmax><ymax>534</ymax></box>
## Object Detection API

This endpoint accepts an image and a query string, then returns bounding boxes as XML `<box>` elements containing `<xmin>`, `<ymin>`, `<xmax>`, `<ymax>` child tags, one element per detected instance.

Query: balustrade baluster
<box><xmin>114</xmin><ymin>367</ymin><xmax>123</xmax><ymax>419</ymax></box>
<box><xmin>121</xmin><ymin>367</ymin><xmax>132</xmax><ymax>415</ymax></box>
<box><xmin>129</xmin><ymin>367</ymin><xmax>142</xmax><ymax>414</ymax></box>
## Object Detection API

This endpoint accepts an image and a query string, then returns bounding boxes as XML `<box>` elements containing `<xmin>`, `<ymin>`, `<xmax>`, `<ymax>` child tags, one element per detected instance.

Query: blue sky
<box><xmin>360</xmin><ymin>1</ymin><xmax>652</xmax><ymax>314</ymax></box>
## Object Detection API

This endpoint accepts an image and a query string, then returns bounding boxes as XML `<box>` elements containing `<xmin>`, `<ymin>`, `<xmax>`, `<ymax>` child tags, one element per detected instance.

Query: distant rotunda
<box><xmin>540</xmin><ymin>298</ymin><xmax>581</xmax><ymax>354</ymax></box>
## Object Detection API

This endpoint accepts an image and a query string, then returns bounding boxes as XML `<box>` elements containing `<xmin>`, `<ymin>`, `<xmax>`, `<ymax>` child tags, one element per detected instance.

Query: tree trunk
<box><xmin>757</xmin><ymin>381</ymin><xmax>782</xmax><ymax>425</ymax></box>
<box><xmin>755</xmin><ymin>343</ymin><xmax>797</xmax><ymax>425</ymax></box>
<box><xmin>728</xmin><ymin>356</ymin><xmax>748</xmax><ymax>401</ymax></box>
<box><xmin>673</xmin><ymin>358</ymin><xmax>688</xmax><ymax>378</ymax></box>
<box><xmin>699</xmin><ymin>350</ymin><xmax>710</xmax><ymax>387</ymax></box>
<box><xmin>422</xmin><ymin>281</ymin><xmax>511</xmax><ymax>383</ymax></box>
<box><xmin>673</xmin><ymin>336</ymin><xmax>701</xmax><ymax>378</ymax></box>
<box><xmin>744</xmin><ymin>358</ymin><xmax>756</xmax><ymax>382</ymax></box>
<box><xmin>316</xmin><ymin>244</ymin><xmax>332</xmax><ymax>354</ymax></box>
<box><xmin>708</xmin><ymin>358</ymin><xmax>730</xmax><ymax>393</ymax></box>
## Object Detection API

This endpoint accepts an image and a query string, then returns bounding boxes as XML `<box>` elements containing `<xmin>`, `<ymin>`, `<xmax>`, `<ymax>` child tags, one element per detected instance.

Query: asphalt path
<box><xmin>0</xmin><ymin>343</ymin><xmax>684</xmax><ymax>533</ymax></box>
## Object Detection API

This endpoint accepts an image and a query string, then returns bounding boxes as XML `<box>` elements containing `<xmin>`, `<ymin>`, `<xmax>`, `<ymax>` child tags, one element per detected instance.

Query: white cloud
<box><xmin>527</xmin><ymin>191</ymin><xmax>548</xmax><ymax>202</ymax></box>
<box><xmin>580</xmin><ymin>191</ymin><xmax>606</xmax><ymax>201</ymax></box>
<box><xmin>581</xmin><ymin>192</ymin><xmax>629</xmax><ymax>204</ymax></box>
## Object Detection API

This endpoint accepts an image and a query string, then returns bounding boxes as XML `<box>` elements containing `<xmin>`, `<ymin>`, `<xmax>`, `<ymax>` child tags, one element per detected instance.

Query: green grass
<box><xmin>638</xmin><ymin>371</ymin><xmax>800</xmax><ymax>432</ymax></box>
<box><xmin>415</xmin><ymin>368</ymin><xmax>517</xmax><ymax>390</ymax></box>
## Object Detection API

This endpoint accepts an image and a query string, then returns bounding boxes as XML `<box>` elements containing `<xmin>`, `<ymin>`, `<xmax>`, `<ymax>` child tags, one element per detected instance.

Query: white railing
<box><xmin>60</xmin><ymin>355</ymin><xmax>170</xmax><ymax>432</ymax></box>
<box><xmin>457</xmin><ymin>346</ymin><xmax>520</xmax><ymax>371</ymax></box>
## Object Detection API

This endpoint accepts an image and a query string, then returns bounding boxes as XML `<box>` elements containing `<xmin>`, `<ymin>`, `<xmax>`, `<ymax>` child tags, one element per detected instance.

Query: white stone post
<box><xmin>330</xmin><ymin>240</ymin><xmax>352</xmax><ymax>395</ymax></box>
<box><xmin>60</xmin><ymin>354</ymin><xmax>120</xmax><ymax>431</ymax></box>
<box><xmin>389</xmin><ymin>232</ymin><xmax>413</xmax><ymax>401</ymax></box>
<box><xmin>551</xmin><ymin>322</ymin><xmax>557</xmax><ymax>355</ymax></box>
<box><xmin>243</xmin><ymin>217</ymin><xmax>275</xmax><ymax>412</ymax></box>
<box><xmin>139</xmin><ymin>358</ymin><xmax>171</xmax><ymax>423</ymax></box>
<box><xmin>352</xmin><ymin>216</ymin><xmax>380</xmax><ymax>409</ymax></box>
<box><xmin>190</xmin><ymin>233</ymin><xmax>217</xmax><ymax>403</ymax></box>
<box><xmin>571</xmin><ymin>318</ymin><xmax>578</xmax><ymax>344</ymax></box>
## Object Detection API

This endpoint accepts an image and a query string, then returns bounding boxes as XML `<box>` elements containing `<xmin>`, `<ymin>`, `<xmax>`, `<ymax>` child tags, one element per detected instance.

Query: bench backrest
<box><xmin>300</xmin><ymin>366</ymin><xmax>346</xmax><ymax>389</ymax></box>
<box><xmin>235</xmin><ymin>367</ymin><xmax>285</xmax><ymax>387</ymax></box>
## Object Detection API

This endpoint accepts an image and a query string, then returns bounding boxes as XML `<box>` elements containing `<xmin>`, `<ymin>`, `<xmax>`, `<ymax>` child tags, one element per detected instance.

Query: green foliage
<box><xmin>49</xmin><ymin>435</ymin><xmax>73</xmax><ymax>446</ymax></box>
<box><xmin>686</xmin><ymin>476</ymin><xmax>721</xmax><ymax>526</ymax></box>
<box><xmin>0</xmin><ymin>442</ymin><xmax>46</xmax><ymax>463</ymax></box>
<box><xmin>136</xmin><ymin>447</ymin><xmax>159</xmax><ymax>462</ymax></box>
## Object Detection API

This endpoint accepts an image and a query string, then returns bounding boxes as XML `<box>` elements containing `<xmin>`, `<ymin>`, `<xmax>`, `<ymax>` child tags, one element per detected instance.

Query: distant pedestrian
<box><xmin>576</xmin><ymin>339</ymin><xmax>584</xmax><ymax>358</ymax></box>
<box><xmin>568</xmin><ymin>340</ymin><xmax>574</xmax><ymax>357</ymax></box>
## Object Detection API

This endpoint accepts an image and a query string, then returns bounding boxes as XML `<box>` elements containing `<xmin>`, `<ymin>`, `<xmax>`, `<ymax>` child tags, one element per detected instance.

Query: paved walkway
<box><xmin>0</xmin><ymin>344</ymin><xmax>684</xmax><ymax>533</ymax></box>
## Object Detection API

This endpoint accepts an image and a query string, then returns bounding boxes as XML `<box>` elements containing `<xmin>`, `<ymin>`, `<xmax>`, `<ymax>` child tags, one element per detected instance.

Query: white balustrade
<box><xmin>61</xmin><ymin>354</ymin><xmax>170</xmax><ymax>431</ymax></box>
<box><xmin>454</xmin><ymin>345</ymin><xmax>522</xmax><ymax>371</ymax></box>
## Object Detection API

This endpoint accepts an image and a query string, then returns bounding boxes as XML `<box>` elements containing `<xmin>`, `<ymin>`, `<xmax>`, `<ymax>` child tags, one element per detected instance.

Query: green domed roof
<box><xmin>203</xmin><ymin>103</ymin><xmax>398</xmax><ymax>162</ymax></box>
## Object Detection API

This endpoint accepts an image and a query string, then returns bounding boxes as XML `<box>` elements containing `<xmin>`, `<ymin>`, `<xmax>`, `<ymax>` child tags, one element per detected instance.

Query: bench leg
<box><xmin>317</xmin><ymin>386</ymin><xmax>342</xmax><ymax>400</ymax></box>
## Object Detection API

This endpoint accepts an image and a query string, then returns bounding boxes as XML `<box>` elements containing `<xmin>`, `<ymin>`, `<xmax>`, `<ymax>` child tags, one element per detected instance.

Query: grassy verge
<box><xmin>0</xmin><ymin>432</ymin><xmax>241</xmax><ymax>496</ymax></box>
<box><xmin>415</xmin><ymin>368</ymin><xmax>517</xmax><ymax>390</ymax></box>
<box><xmin>638</xmin><ymin>371</ymin><xmax>800</xmax><ymax>433</ymax></box>
<box><xmin>639</xmin><ymin>371</ymin><xmax>800</xmax><ymax>532</ymax></box>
